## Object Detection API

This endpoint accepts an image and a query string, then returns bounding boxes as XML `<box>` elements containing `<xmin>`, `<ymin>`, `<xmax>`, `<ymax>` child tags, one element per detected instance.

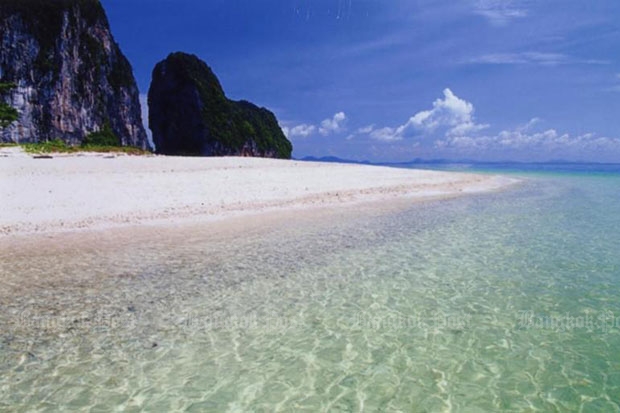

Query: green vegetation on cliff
<box><xmin>0</xmin><ymin>82</ymin><xmax>18</xmax><ymax>128</ymax></box>
<box><xmin>149</xmin><ymin>52</ymin><xmax>293</xmax><ymax>158</ymax></box>
<box><xmin>232</xmin><ymin>100</ymin><xmax>292</xmax><ymax>158</ymax></box>
<box><xmin>82</xmin><ymin>123</ymin><xmax>120</xmax><ymax>146</ymax></box>
<box><xmin>0</xmin><ymin>105</ymin><xmax>18</xmax><ymax>128</ymax></box>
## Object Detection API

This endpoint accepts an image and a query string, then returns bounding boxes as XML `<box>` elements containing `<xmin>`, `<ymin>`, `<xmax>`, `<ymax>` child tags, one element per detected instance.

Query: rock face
<box><xmin>0</xmin><ymin>0</ymin><xmax>149</xmax><ymax>149</ymax></box>
<box><xmin>148</xmin><ymin>52</ymin><xmax>292</xmax><ymax>158</ymax></box>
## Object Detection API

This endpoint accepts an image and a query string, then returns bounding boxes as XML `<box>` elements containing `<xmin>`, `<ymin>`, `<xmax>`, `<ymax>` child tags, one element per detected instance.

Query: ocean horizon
<box><xmin>398</xmin><ymin>161</ymin><xmax>620</xmax><ymax>177</ymax></box>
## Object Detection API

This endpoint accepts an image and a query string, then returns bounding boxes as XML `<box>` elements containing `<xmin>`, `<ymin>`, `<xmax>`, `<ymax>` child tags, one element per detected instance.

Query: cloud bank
<box><xmin>282</xmin><ymin>124</ymin><xmax>316</xmax><ymax>138</ymax></box>
<box><xmin>436</xmin><ymin>126</ymin><xmax>620</xmax><ymax>160</ymax></box>
<box><xmin>282</xmin><ymin>112</ymin><xmax>347</xmax><ymax>139</ymax></box>
<box><xmin>367</xmin><ymin>88</ymin><xmax>488</xmax><ymax>142</ymax></box>
<box><xmin>287</xmin><ymin>89</ymin><xmax>620</xmax><ymax>162</ymax></box>
<box><xmin>354</xmin><ymin>89</ymin><xmax>620</xmax><ymax>162</ymax></box>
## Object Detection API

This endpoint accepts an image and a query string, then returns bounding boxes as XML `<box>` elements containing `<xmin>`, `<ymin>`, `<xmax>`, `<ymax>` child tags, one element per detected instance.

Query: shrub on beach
<box><xmin>82</xmin><ymin>123</ymin><xmax>120</xmax><ymax>147</ymax></box>
<box><xmin>21</xmin><ymin>138</ymin><xmax>149</xmax><ymax>155</ymax></box>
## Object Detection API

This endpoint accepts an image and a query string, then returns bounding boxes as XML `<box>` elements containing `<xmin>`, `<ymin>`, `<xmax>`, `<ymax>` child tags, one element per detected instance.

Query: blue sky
<box><xmin>102</xmin><ymin>0</ymin><xmax>620</xmax><ymax>162</ymax></box>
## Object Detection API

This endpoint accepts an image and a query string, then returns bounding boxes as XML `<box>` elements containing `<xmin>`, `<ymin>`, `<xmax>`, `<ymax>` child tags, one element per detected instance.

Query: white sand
<box><xmin>0</xmin><ymin>149</ymin><xmax>518</xmax><ymax>236</ymax></box>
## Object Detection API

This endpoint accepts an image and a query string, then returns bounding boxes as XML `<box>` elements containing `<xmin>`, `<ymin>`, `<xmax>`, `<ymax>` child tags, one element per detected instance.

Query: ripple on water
<box><xmin>1</xmin><ymin>177</ymin><xmax>620</xmax><ymax>411</ymax></box>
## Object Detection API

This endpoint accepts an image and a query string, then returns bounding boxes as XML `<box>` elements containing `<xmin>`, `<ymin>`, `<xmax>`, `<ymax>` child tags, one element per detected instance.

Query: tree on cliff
<box><xmin>0</xmin><ymin>83</ymin><xmax>18</xmax><ymax>128</ymax></box>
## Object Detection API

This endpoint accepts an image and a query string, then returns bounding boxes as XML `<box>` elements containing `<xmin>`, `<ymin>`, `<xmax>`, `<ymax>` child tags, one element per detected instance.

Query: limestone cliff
<box><xmin>0</xmin><ymin>0</ymin><xmax>149</xmax><ymax>149</ymax></box>
<box><xmin>148</xmin><ymin>52</ymin><xmax>292</xmax><ymax>158</ymax></box>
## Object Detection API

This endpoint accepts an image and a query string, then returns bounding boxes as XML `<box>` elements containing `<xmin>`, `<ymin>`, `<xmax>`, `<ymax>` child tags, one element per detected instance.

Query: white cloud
<box><xmin>473</xmin><ymin>0</ymin><xmax>527</xmax><ymax>26</ymax></box>
<box><xmin>282</xmin><ymin>123</ymin><xmax>316</xmax><ymax>138</ymax></box>
<box><xmin>281</xmin><ymin>111</ymin><xmax>347</xmax><ymax>139</ymax></box>
<box><xmin>319</xmin><ymin>112</ymin><xmax>347</xmax><ymax>135</ymax></box>
<box><xmin>447</xmin><ymin>121</ymin><xmax>490</xmax><ymax>137</ymax></box>
<box><xmin>517</xmin><ymin>117</ymin><xmax>541</xmax><ymax>132</ymax></box>
<box><xmin>467</xmin><ymin>52</ymin><xmax>564</xmax><ymax>65</ymax></box>
<box><xmin>465</xmin><ymin>52</ymin><xmax>609</xmax><ymax>66</ymax></box>
<box><xmin>410</xmin><ymin>88</ymin><xmax>488</xmax><ymax>136</ymax></box>
<box><xmin>435</xmin><ymin>127</ymin><xmax>620</xmax><ymax>159</ymax></box>
<box><xmin>357</xmin><ymin>124</ymin><xmax>375</xmax><ymax>134</ymax></box>
<box><xmin>367</xmin><ymin>88</ymin><xmax>488</xmax><ymax>142</ymax></box>
<box><xmin>370</xmin><ymin>127</ymin><xmax>404</xmax><ymax>142</ymax></box>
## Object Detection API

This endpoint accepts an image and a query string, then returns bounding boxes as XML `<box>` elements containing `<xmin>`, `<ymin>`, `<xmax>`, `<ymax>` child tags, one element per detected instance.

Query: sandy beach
<box><xmin>0</xmin><ymin>149</ymin><xmax>517</xmax><ymax>236</ymax></box>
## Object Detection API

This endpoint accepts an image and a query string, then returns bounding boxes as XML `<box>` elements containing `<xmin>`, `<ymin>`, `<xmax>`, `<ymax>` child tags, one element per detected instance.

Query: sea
<box><xmin>1</xmin><ymin>163</ymin><xmax>619</xmax><ymax>412</ymax></box>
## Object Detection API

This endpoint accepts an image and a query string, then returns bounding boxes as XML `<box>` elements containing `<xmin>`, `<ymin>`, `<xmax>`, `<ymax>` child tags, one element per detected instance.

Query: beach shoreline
<box><xmin>0</xmin><ymin>151</ymin><xmax>520</xmax><ymax>238</ymax></box>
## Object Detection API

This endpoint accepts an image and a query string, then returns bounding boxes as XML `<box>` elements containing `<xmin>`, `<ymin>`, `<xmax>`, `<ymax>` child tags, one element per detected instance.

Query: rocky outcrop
<box><xmin>148</xmin><ymin>52</ymin><xmax>292</xmax><ymax>158</ymax></box>
<box><xmin>0</xmin><ymin>0</ymin><xmax>149</xmax><ymax>149</ymax></box>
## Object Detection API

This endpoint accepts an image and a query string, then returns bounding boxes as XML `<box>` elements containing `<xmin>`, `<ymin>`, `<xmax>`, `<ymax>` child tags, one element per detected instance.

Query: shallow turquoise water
<box><xmin>1</xmin><ymin>173</ymin><xmax>620</xmax><ymax>412</ymax></box>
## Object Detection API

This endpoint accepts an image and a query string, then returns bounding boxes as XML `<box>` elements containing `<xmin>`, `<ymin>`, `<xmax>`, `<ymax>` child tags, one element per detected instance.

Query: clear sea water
<box><xmin>1</xmin><ymin>164</ymin><xmax>620</xmax><ymax>412</ymax></box>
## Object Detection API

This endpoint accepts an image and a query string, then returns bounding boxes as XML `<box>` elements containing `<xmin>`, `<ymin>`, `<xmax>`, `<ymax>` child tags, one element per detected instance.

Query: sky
<box><xmin>101</xmin><ymin>0</ymin><xmax>620</xmax><ymax>162</ymax></box>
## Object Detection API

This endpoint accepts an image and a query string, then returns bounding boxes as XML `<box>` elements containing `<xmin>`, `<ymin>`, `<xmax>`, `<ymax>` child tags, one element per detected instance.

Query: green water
<box><xmin>1</xmin><ymin>174</ymin><xmax>620</xmax><ymax>412</ymax></box>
